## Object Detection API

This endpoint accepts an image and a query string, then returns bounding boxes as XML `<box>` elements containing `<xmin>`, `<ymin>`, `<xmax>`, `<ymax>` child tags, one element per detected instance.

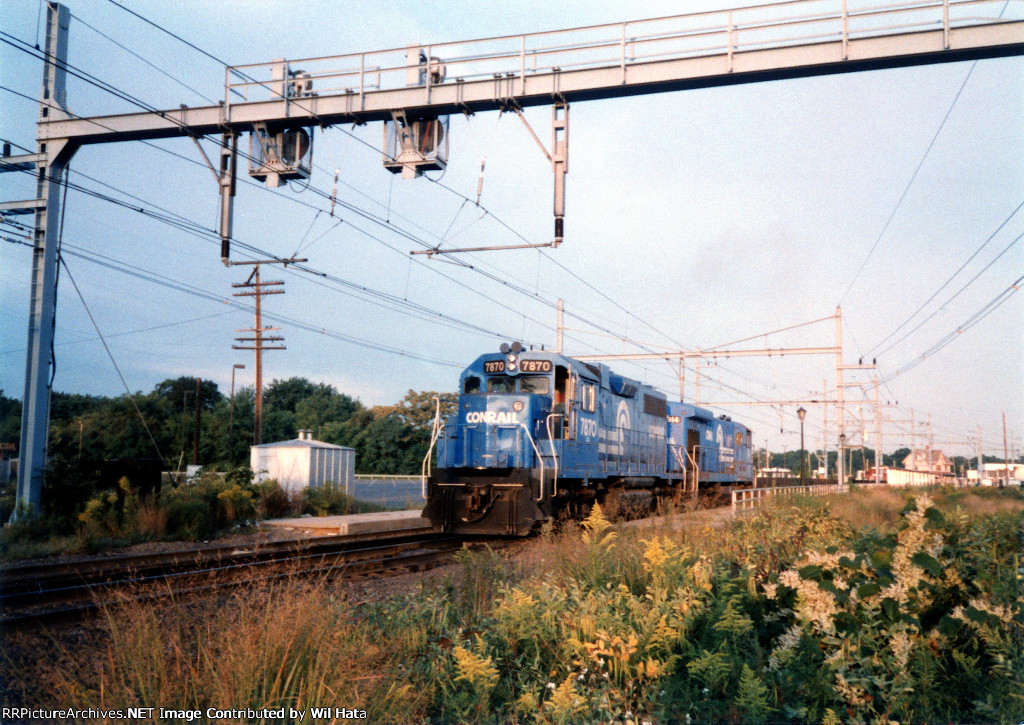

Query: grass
<box><xmin>3</xmin><ymin>485</ymin><xmax>1022</xmax><ymax>724</ymax></box>
<box><xmin>792</xmin><ymin>484</ymin><xmax>1024</xmax><ymax>530</ymax></box>
<box><xmin>0</xmin><ymin>475</ymin><xmax>388</xmax><ymax>562</ymax></box>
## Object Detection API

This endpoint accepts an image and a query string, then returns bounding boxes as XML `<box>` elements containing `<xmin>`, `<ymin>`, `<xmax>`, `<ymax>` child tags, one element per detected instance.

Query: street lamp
<box><xmin>839</xmin><ymin>432</ymin><xmax>847</xmax><ymax>485</ymax></box>
<box><xmin>228</xmin><ymin>364</ymin><xmax>245</xmax><ymax>461</ymax></box>
<box><xmin>797</xmin><ymin>407</ymin><xmax>806</xmax><ymax>487</ymax></box>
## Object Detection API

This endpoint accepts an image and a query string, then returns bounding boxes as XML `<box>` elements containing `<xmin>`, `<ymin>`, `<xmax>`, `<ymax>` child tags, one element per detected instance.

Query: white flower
<box><xmin>546</xmin><ymin>681</ymin><xmax>556</xmax><ymax>690</ymax></box>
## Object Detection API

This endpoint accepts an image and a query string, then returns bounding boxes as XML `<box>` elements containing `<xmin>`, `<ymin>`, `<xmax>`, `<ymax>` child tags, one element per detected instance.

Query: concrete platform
<box><xmin>262</xmin><ymin>509</ymin><xmax>433</xmax><ymax>536</ymax></box>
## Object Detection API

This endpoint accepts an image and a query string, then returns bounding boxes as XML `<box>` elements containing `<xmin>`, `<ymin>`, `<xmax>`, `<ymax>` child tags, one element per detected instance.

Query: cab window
<box><xmin>519</xmin><ymin>376</ymin><xmax>550</xmax><ymax>394</ymax></box>
<box><xmin>582</xmin><ymin>383</ymin><xmax>596</xmax><ymax>412</ymax></box>
<box><xmin>486</xmin><ymin>376</ymin><xmax>516</xmax><ymax>393</ymax></box>
<box><xmin>463</xmin><ymin>376</ymin><xmax>481</xmax><ymax>394</ymax></box>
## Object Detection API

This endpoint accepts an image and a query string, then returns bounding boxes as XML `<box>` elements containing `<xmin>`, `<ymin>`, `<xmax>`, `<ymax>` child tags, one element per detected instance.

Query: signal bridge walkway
<box><xmin>36</xmin><ymin>0</ymin><xmax>1024</xmax><ymax>144</ymax></box>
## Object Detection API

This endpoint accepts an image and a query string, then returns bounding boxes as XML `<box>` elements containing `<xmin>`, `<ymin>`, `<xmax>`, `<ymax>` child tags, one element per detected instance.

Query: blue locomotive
<box><xmin>423</xmin><ymin>343</ymin><xmax>754</xmax><ymax>536</ymax></box>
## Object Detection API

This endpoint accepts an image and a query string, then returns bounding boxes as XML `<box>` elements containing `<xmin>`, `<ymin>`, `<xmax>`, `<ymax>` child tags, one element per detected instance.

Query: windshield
<box><xmin>486</xmin><ymin>376</ymin><xmax>516</xmax><ymax>393</ymax></box>
<box><xmin>519</xmin><ymin>376</ymin><xmax>550</xmax><ymax>394</ymax></box>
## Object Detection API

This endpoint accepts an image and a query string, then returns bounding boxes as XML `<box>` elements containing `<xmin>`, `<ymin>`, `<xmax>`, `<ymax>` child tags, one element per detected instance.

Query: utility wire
<box><xmin>5</xmin><ymin>16</ymin><xmax>798</xmax><ymax>405</ymax></box>
<box><xmin>58</xmin><ymin>255</ymin><xmax>175</xmax><ymax>475</ymax></box>
<box><xmin>0</xmin><ymin>311</ymin><xmax>236</xmax><ymax>356</ymax></box>
<box><xmin>54</xmin><ymin>241</ymin><xmax>466</xmax><ymax>368</ymax></box>
<box><xmin>876</xmin><ymin>228</ymin><xmax>1024</xmax><ymax>357</ymax></box>
<box><xmin>69</xmin><ymin>12</ymin><xmax>218</xmax><ymax>104</ymax></box>
<box><xmin>839</xmin><ymin>61</ymin><xmax>979</xmax><ymax>304</ymax></box>
<box><xmin>866</xmin><ymin>199</ymin><xmax>1024</xmax><ymax>356</ymax></box>
<box><xmin>881</xmin><ymin>273</ymin><xmax>1023</xmax><ymax>383</ymax></box>
<box><xmin>0</xmin><ymin>43</ymin><xmax>684</xmax><ymax>372</ymax></box>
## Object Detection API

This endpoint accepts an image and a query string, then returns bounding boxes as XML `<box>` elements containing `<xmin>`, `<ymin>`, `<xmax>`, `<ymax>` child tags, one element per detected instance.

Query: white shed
<box><xmin>250</xmin><ymin>430</ymin><xmax>355</xmax><ymax>495</ymax></box>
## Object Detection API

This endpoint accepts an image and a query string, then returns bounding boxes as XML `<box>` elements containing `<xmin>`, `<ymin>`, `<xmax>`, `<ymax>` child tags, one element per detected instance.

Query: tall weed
<box><xmin>14</xmin><ymin>487</ymin><xmax>1024</xmax><ymax>724</ymax></box>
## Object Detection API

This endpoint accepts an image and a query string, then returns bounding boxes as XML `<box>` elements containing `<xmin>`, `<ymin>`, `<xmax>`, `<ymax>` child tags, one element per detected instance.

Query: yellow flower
<box><xmin>543</xmin><ymin>676</ymin><xmax>586</xmax><ymax>721</ymax></box>
<box><xmin>452</xmin><ymin>645</ymin><xmax>499</xmax><ymax>696</ymax></box>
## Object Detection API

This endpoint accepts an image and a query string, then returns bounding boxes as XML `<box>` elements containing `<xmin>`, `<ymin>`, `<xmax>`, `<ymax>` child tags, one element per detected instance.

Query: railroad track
<box><xmin>0</xmin><ymin>530</ymin><xmax>496</xmax><ymax>625</ymax></box>
<box><xmin>0</xmin><ymin>492</ymin><xmax>748</xmax><ymax>625</ymax></box>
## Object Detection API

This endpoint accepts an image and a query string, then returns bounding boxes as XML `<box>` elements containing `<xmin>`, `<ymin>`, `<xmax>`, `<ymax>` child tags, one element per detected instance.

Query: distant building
<box><xmin>967</xmin><ymin>463</ymin><xmax>1024</xmax><ymax>486</ymax></box>
<box><xmin>902</xmin><ymin>449</ymin><xmax>952</xmax><ymax>474</ymax></box>
<box><xmin>251</xmin><ymin>430</ymin><xmax>355</xmax><ymax>495</ymax></box>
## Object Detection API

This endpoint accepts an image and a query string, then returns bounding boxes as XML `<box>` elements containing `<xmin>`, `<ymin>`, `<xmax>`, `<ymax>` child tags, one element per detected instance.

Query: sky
<box><xmin>2</xmin><ymin>0</ymin><xmax>1022</xmax><ymax>462</ymax></box>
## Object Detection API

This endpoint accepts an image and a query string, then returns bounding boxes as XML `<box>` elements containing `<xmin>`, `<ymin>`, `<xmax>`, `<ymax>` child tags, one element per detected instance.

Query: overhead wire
<box><xmin>68</xmin><ymin>11</ymin><xmax>218</xmax><ymax>105</ymax></box>
<box><xmin>3</xmin><ymin>82</ymin><xmax>677</xmax><ymax>378</ymax></box>
<box><xmin>6</xmin><ymin>159</ymin><xmax>545</xmax><ymax>345</ymax></box>
<box><xmin>839</xmin><ymin>0</ymin><xmax>1013</xmax><ymax>307</ymax></box>
<box><xmin>52</xmin><ymin>240</ymin><xmax>466</xmax><ymax>368</ymax></box>
<box><xmin>58</xmin><ymin>254</ymin><xmax>176</xmax><ymax>475</ymax></box>
<box><xmin>3</xmin><ymin>23</ymin><xmax>694</xmax><ymax>375</ymax></box>
<box><xmin>7</xmin><ymin>6</ymin><xmax>929</xmax><ymax>423</ymax></box>
<box><xmin>838</xmin><ymin>62</ymin><xmax>979</xmax><ymax>305</ymax></box>
<box><xmin>0</xmin><ymin>311</ymin><xmax>236</xmax><ymax>356</ymax></box>
<box><xmin>867</xmin><ymin>201</ymin><xmax>1024</xmax><ymax>357</ymax></box>
<box><xmin>876</xmin><ymin>228</ymin><xmax>1024</xmax><ymax>358</ymax></box>
<box><xmin>881</xmin><ymin>272</ymin><xmax>1023</xmax><ymax>383</ymax></box>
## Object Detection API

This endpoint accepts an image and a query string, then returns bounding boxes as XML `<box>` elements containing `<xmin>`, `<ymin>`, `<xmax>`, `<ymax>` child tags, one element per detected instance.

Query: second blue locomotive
<box><xmin>423</xmin><ymin>343</ymin><xmax>753</xmax><ymax>536</ymax></box>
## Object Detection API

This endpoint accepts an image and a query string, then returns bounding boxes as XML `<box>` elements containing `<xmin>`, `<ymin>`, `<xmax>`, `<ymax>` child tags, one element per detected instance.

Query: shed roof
<box><xmin>252</xmin><ymin>437</ymin><xmax>354</xmax><ymax>451</ymax></box>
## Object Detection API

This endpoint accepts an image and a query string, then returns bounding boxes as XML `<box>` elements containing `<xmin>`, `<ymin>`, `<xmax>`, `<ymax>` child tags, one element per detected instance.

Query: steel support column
<box><xmin>15</xmin><ymin>2</ymin><xmax>75</xmax><ymax>517</ymax></box>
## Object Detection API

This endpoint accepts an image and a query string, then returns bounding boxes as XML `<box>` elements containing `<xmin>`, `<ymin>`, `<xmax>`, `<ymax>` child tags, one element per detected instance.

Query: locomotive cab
<box><xmin>425</xmin><ymin>344</ymin><xmax>597</xmax><ymax>535</ymax></box>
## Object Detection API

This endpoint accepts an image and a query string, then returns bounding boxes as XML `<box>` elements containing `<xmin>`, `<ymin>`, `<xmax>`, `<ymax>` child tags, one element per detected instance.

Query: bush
<box><xmin>301</xmin><ymin>485</ymin><xmax>386</xmax><ymax>516</ymax></box>
<box><xmin>254</xmin><ymin>479</ymin><xmax>290</xmax><ymax>519</ymax></box>
<box><xmin>14</xmin><ymin>487</ymin><xmax>1024</xmax><ymax>723</ymax></box>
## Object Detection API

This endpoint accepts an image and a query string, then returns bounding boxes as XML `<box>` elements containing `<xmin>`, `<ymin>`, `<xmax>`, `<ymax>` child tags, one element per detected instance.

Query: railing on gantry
<box><xmin>225</xmin><ymin>1</ymin><xmax>1019</xmax><ymax>104</ymax></box>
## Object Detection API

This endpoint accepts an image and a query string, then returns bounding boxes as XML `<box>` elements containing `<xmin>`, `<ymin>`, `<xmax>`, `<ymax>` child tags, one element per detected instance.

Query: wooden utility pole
<box><xmin>231</xmin><ymin>261</ymin><xmax>297</xmax><ymax>445</ymax></box>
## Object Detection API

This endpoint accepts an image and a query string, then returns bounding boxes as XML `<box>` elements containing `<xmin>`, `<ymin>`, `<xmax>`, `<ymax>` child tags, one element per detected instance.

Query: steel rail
<box><xmin>1</xmin><ymin>530</ymin><xmax>440</xmax><ymax>603</ymax></box>
<box><xmin>1</xmin><ymin>531</ymin><xmax>508</xmax><ymax>626</ymax></box>
<box><xmin>1</xmin><ymin>535</ymin><xmax>496</xmax><ymax>627</ymax></box>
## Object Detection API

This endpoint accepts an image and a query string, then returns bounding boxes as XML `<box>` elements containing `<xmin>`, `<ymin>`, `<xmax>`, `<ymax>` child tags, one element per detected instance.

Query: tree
<box><xmin>888</xmin><ymin>447</ymin><xmax>911</xmax><ymax>468</ymax></box>
<box><xmin>295</xmin><ymin>388</ymin><xmax>362</xmax><ymax>431</ymax></box>
<box><xmin>153</xmin><ymin>377</ymin><xmax>222</xmax><ymax>410</ymax></box>
<box><xmin>263</xmin><ymin>378</ymin><xmax>335</xmax><ymax>414</ymax></box>
<box><xmin>387</xmin><ymin>390</ymin><xmax>458</xmax><ymax>430</ymax></box>
<box><xmin>0</xmin><ymin>390</ymin><xmax>21</xmax><ymax>453</ymax></box>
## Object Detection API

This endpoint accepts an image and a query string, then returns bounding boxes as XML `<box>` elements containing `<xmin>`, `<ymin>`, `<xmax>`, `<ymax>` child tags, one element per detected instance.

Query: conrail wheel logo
<box><xmin>466</xmin><ymin>411</ymin><xmax>519</xmax><ymax>424</ymax></box>
<box><xmin>616</xmin><ymin>400</ymin><xmax>630</xmax><ymax>432</ymax></box>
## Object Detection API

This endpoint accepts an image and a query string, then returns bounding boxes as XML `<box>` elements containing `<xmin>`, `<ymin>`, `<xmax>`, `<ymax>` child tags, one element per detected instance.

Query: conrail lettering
<box><xmin>466</xmin><ymin>411</ymin><xmax>519</xmax><ymax>424</ymax></box>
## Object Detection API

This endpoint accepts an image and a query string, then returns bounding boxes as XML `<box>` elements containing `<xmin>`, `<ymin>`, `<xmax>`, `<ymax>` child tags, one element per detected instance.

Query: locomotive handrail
<box><xmin>685</xmin><ymin>447</ymin><xmax>701</xmax><ymax>493</ymax></box>
<box><xmin>492</xmin><ymin>422</ymin><xmax>549</xmax><ymax>502</ymax></box>
<box><xmin>545</xmin><ymin>413</ymin><xmax>563</xmax><ymax>498</ymax></box>
<box><xmin>420</xmin><ymin>396</ymin><xmax>443</xmax><ymax>499</ymax></box>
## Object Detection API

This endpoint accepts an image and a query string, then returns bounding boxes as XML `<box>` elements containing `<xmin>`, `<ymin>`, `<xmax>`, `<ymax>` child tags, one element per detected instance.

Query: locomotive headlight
<box><xmin>508</xmin><ymin>363</ymin><xmax>517</xmax><ymax>371</ymax></box>
<box><xmin>506</xmin><ymin>354</ymin><xmax>517</xmax><ymax>363</ymax></box>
